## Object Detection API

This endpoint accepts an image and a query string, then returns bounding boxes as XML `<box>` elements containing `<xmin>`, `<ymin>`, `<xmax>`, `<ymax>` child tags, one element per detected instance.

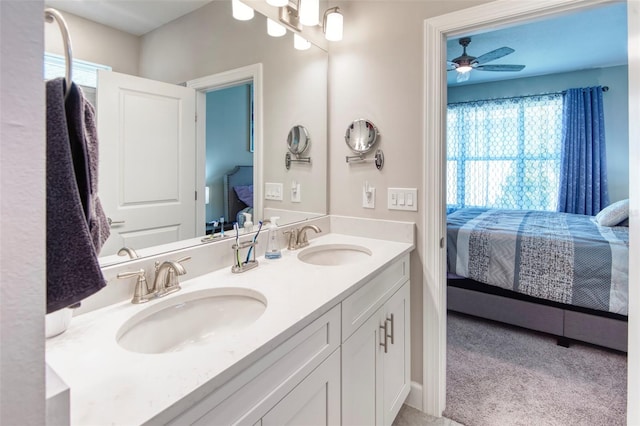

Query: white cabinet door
<box><xmin>342</xmin><ymin>280</ymin><xmax>411</xmax><ymax>426</ymax></box>
<box><xmin>262</xmin><ymin>349</ymin><xmax>341</xmax><ymax>426</ymax></box>
<box><xmin>97</xmin><ymin>70</ymin><xmax>196</xmax><ymax>256</ymax></box>
<box><xmin>342</xmin><ymin>311</ymin><xmax>383</xmax><ymax>426</ymax></box>
<box><xmin>380</xmin><ymin>281</ymin><xmax>410</xmax><ymax>426</ymax></box>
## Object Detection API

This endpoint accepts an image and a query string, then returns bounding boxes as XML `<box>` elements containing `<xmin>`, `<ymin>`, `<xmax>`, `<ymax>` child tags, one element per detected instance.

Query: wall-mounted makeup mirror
<box><xmin>44</xmin><ymin>0</ymin><xmax>328</xmax><ymax>266</ymax></box>
<box><xmin>345</xmin><ymin>119</ymin><xmax>378</xmax><ymax>154</ymax></box>
<box><xmin>345</xmin><ymin>119</ymin><xmax>384</xmax><ymax>170</ymax></box>
<box><xmin>287</xmin><ymin>125</ymin><xmax>310</xmax><ymax>155</ymax></box>
<box><xmin>285</xmin><ymin>125</ymin><xmax>312</xmax><ymax>170</ymax></box>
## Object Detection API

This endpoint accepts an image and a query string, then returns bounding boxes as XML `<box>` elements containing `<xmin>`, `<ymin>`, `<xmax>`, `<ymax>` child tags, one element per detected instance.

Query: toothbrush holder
<box><xmin>231</xmin><ymin>240</ymin><xmax>259</xmax><ymax>273</ymax></box>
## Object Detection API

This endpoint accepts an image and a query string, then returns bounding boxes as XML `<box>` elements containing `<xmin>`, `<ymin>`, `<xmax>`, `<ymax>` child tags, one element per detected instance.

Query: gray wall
<box><xmin>44</xmin><ymin>10</ymin><xmax>140</xmax><ymax>76</ymax></box>
<box><xmin>448</xmin><ymin>65</ymin><xmax>629</xmax><ymax>204</ymax></box>
<box><xmin>1</xmin><ymin>1</ymin><xmax>46</xmax><ymax>424</ymax></box>
<box><xmin>329</xmin><ymin>0</ymin><xmax>494</xmax><ymax>385</ymax></box>
<box><xmin>139</xmin><ymin>0</ymin><xmax>328</xmax><ymax>217</ymax></box>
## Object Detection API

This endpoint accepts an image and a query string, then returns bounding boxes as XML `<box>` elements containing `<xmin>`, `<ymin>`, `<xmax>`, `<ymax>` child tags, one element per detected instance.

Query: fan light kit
<box><xmin>232</xmin><ymin>0</ymin><xmax>343</xmax><ymax>47</ymax></box>
<box><xmin>448</xmin><ymin>37</ymin><xmax>525</xmax><ymax>82</ymax></box>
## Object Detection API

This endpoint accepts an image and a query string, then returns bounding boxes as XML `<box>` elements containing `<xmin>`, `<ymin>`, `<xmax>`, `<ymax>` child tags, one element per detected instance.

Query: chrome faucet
<box><xmin>117</xmin><ymin>246</ymin><xmax>139</xmax><ymax>259</ymax></box>
<box><xmin>284</xmin><ymin>228</ymin><xmax>299</xmax><ymax>251</ymax></box>
<box><xmin>153</xmin><ymin>257</ymin><xmax>190</xmax><ymax>297</ymax></box>
<box><xmin>283</xmin><ymin>225</ymin><xmax>322</xmax><ymax>250</ymax></box>
<box><xmin>117</xmin><ymin>269</ymin><xmax>152</xmax><ymax>304</ymax></box>
<box><xmin>117</xmin><ymin>256</ymin><xmax>190</xmax><ymax>304</ymax></box>
<box><xmin>294</xmin><ymin>225</ymin><xmax>322</xmax><ymax>249</ymax></box>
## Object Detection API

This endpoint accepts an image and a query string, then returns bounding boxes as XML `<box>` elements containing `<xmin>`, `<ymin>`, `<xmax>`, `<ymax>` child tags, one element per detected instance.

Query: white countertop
<box><xmin>46</xmin><ymin>233</ymin><xmax>413</xmax><ymax>425</ymax></box>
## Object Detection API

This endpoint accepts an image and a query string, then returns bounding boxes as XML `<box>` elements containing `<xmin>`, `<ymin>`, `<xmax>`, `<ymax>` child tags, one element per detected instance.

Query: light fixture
<box><xmin>454</xmin><ymin>58</ymin><xmax>473</xmax><ymax>82</ymax></box>
<box><xmin>323</xmin><ymin>7</ymin><xmax>343</xmax><ymax>41</ymax></box>
<box><xmin>232</xmin><ymin>0</ymin><xmax>254</xmax><ymax>21</ymax></box>
<box><xmin>299</xmin><ymin>0</ymin><xmax>319</xmax><ymax>26</ymax></box>
<box><xmin>266</xmin><ymin>0</ymin><xmax>288</xmax><ymax>6</ymax></box>
<box><xmin>294</xmin><ymin>33</ymin><xmax>311</xmax><ymax>50</ymax></box>
<box><xmin>267</xmin><ymin>18</ymin><xmax>286</xmax><ymax>37</ymax></box>
<box><xmin>278</xmin><ymin>1</ymin><xmax>302</xmax><ymax>32</ymax></box>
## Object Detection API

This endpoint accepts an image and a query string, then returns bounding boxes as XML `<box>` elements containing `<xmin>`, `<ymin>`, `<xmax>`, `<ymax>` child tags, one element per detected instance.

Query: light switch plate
<box><xmin>388</xmin><ymin>188</ymin><xmax>417</xmax><ymax>211</ymax></box>
<box><xmin>265</xmin><ymin>182</ymin><xmax>283</xmax><ymax>201</ymax></box>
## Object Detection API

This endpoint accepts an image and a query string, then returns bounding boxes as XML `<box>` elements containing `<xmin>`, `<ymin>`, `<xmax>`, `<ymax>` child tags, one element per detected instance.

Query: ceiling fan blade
<box><xmin>446</xmin><ymin>61</ymin><xmax>458</xmax><ymax>71</ymax></box>
<box><xmin>474</xmin><ymin>47</ymin><xmax>514</xmax><ymax>64</ymax></box>
<box><xmin>456</xmin><ymin>71</ymin><xmax>471</xmax><ymax>83</ymax></box>
<box><xmin>475</xmin><ymin>64</ymin><xmax>525</xmax><ymax>72</ymax></box>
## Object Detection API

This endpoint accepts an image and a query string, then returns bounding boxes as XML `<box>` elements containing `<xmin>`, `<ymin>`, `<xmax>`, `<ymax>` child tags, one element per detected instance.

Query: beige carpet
<box><xmin>443</xmin><ymin>312</ymin><xmax>627</xmax><ymax>426</ymax></box>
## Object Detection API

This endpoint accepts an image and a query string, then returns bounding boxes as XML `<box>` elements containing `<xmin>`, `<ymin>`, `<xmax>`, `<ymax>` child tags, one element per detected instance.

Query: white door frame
<box><xmin>187</xmin><ymin>63</ymin><xmax>264</xmax><ymax>233</ymax></box>
<box><xmin>422</xmin><ymin>0</ymin><xmax>639</xmax><ymax>422</ymax></box>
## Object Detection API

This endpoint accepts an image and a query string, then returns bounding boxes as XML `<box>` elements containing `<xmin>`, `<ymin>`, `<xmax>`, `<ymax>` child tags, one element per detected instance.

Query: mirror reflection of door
<box><xmin>205</xmin><ymin>83</ymin><xmax>254</xmax><ymax>233</ymax></box>
<box><xmin>97</xmin><ymin>70</ymin><xmax>197</xmax><ymax>257</ymax></box>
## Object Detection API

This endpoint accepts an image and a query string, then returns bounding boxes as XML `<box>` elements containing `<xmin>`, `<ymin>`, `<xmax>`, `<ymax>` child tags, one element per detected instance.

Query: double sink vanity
<box><xmin>46</xmin><ymin>216</ymin><xmax>414</xmax><ymax>425</ymax></box>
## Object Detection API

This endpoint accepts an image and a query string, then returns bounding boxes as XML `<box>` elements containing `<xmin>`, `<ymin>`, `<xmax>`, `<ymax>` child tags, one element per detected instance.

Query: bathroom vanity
<box><xmin>46</xmin><ymin>220</ymin><xmax>414</xmax><ymax>426</ymax></box>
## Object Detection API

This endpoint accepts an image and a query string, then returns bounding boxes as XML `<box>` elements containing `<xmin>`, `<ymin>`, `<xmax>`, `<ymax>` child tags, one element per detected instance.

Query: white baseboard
<box><xmin>405</xmin><ymin>381</ymin><xmax>423</xmax><ymax>411</ymax></box>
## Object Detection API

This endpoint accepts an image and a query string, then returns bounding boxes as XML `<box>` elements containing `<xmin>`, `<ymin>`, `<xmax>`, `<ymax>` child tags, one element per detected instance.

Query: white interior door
<box><xmin>97</xmin><ymin>70</ymin><xmax>196</xmax><ymax>256</ymax></box>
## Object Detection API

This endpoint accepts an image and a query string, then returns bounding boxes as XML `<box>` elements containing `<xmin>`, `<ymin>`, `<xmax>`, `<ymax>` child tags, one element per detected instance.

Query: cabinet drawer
<box><xmin>341</xmin><ymin>254</ymin><xmax>409</xmax><ymax>342</ymax></box>
<box><xmin>169</xmin><ymin>305</ymin><xmax>340</xmax><ymax>426</ymax></box>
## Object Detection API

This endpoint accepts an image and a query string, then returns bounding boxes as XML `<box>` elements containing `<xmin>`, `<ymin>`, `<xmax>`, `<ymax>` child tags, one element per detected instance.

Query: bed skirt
<box><xmin>448</xmin><ymin>278</ymin><xmax>628</xmax><ymax>352</ymax></box>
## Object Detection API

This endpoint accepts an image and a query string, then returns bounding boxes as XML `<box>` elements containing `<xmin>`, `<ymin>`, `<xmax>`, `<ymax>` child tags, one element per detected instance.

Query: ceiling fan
<box><xmin>447</xmin><ymin>37</ymin><xmax>525</xmax><ymax>83</ymax></box>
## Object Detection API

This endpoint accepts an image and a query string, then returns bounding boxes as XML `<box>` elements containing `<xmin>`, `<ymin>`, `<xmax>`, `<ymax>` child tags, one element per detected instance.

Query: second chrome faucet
<box><xmin>284</xmin><ymin>225</ymin><xmax>322</xmax><ymax>250</ymax></box>
<box><xmin>117</xmin><ymin>256</ymin><xmax>190</xmax><ymax>304</ymax></box>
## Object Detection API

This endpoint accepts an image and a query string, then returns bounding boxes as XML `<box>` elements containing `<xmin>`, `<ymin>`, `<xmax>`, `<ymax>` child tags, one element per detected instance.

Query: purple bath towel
<box><xmin>46</xmin><ymin>78</ymin><xmax>105</xmax><ymax>313</ymax></box>
<box><xmin>64</xmin><ymin>83</ymin><xmax>110</xmax><ymax>252</ymax></box>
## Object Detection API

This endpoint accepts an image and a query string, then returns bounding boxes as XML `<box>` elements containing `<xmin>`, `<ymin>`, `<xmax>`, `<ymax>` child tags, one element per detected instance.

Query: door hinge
<box><xmin>440</xmin><ymin>237</ymin><xmax>445</xmax><ymax>248</ymax></box>
<box><xmin>195</xmin><ymin>190</ymin><xmax>198</xmax><ymax>201</ymax></box>
<box><xmin>195</xmin><ymin>113</ymin><xmax>198</xmax><ymax>123</ymax></box>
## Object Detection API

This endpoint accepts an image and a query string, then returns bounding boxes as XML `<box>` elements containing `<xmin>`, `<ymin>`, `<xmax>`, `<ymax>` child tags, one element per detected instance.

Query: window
<box><xmin>44</xmin><ymin>53</ymin><xmax>111</xmax><ymax>88</ymax></box>
<box><xmin>447</xmin><ymin>94</ymin><xmax>563</xmax><ymax>212</ymax></box>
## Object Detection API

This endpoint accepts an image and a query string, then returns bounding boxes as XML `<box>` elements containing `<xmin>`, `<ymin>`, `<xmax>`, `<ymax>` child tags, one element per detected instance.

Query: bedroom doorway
<box><xmin>187</xmin><ymin>63</ymin><xmax>264</xmax><ymax>237</ymax></box>
<box><xmin>204</xmin><ymin>82</ymin><xmax>254</xmax><ymax>229</ymax></box>
<box><xmin>422</xmin><ymin>0</ymin><xmax>639</xmax><ymax>422</ymax></box>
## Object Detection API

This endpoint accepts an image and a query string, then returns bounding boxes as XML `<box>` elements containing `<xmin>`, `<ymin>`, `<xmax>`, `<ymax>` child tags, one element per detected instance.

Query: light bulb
<box><xmin>266</xmin><ymin>0</ymin><xmax>288</xmax><ymax>6</ymax></box>
<box><xmin>267</xmin><ymin>18</ymin><xmax>286</xmax><ymax>37</ymax></box>
<box><xmin>232</xmin><ymin>0</ymin><xmax>254</xmax><ymax>21</ymax></box>
<box><xmin>294</xmin><ymin>34</ymin><xmax>311</xmax><ymax>50</ymax></box>
<box><xmin>456</xmin><ymin>65</ymin><xmax>472</xmax><ymax>74</ymax></box>
<box><xmin>324</xmin><ymin>9</ymin><xmax>343</xmax><ymax>41</ymax></box>
<box><xmin>299</xmin><ymin>0</ymin><xmax>319</xmax><ymax>26</ymax></box>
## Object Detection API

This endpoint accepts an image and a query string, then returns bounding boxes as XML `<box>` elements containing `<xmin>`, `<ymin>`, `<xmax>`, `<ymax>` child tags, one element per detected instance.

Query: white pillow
<box><xmin>595</xmin><ymin>199</ymin><xmax>629</xmax><ymax>227</ymax></box>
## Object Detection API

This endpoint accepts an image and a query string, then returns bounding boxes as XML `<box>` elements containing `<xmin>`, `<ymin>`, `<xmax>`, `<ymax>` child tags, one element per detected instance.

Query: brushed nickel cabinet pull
<box><xmin>379</xmin><ymin>322</ymin><xmax>388</xmax><ymax>353</ymax></box>
<box><xmin>387</xmin><ymin>314</ymin><xmax>395</xmax><ymax>345</ymax></box>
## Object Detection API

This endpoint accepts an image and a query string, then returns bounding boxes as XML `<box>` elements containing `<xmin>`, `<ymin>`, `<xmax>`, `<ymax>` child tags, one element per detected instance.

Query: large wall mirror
<box><xmin>44</xmin><ymin>0</ymin><xmax>328</xmax><ymax>266</ymax></box>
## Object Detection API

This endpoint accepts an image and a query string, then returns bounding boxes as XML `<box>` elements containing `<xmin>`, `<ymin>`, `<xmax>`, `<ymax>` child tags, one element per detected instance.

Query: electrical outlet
<box><xmin>363</xmin><ymin>186</ymin><xmax>375</xmax><ymax>209</ymax></box>
<box><xmin>291</xmin><ymin>183</ymin><xmax>301</xmax><ymax>203</ymax></box>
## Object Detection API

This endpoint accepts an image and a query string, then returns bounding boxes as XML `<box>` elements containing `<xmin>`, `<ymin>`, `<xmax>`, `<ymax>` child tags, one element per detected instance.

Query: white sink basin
<box><xmin>297</xmin><ymin>244</ymin><xmax>372</xmax><ymax>266</ymax></box>
<box><xmin>116</xmin><ymin>288</ymin><xmax>267</xmax><ymax>354</ymax></box>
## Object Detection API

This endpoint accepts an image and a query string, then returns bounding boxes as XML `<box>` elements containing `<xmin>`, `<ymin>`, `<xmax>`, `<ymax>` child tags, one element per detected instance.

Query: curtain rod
<box><xmin>448</xmin><ymin>85</ymin><xmax>609</xmax><ymax>106</ymax></box>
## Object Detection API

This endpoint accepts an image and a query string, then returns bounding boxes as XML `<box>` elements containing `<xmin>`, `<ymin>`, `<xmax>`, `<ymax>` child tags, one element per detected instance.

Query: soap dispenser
<box><xmin>265</xmin><ymin>216</ymin><xmax>282</xmax><ymax>259</ymax></box>
<box><xmin>243</xmin><ymin>212</ymin><xmax>253</xmax><ymax>233</ymax></box>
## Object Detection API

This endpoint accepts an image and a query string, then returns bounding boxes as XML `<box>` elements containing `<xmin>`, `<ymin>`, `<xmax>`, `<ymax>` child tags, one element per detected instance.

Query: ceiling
<box><xmin>45</xmin><ymin>0</ymin><xmax>214</xmax><ymax>36</ymax></box>
<box><xmin>447</xmin><ymin>2</ymin><xmax>628</xmax><ymax>86</ymax></box>
<box><xmin>44</xmin><ymin>1</ymin><xmax>628</xmax><ymax>85</ymax></box>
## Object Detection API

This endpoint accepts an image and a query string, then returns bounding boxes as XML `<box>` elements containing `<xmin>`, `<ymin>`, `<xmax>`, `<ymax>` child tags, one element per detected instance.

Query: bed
<box><xmin>446</xmin><ymin>207</ymin><xmax>629</xmax><ymax>352</ymax></box>
<box><xmin>222</xmin><ymin>165</ymin><xmax>253</xmax><ymax>226</ymax></box>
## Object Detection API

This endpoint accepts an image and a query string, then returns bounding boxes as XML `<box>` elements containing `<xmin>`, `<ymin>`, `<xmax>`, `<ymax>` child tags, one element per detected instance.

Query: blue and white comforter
<box><xmin>447</xmin><ymin>208</ymin><xmax>629</xmax><ymax>315</ymax></box>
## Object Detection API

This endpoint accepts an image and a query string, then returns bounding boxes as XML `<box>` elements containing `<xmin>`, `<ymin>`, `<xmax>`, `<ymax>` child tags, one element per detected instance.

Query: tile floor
<box><xmin>393</xmin><ymin>404</ymin><xmax>463</xmax><ymax>426</ymax></box>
